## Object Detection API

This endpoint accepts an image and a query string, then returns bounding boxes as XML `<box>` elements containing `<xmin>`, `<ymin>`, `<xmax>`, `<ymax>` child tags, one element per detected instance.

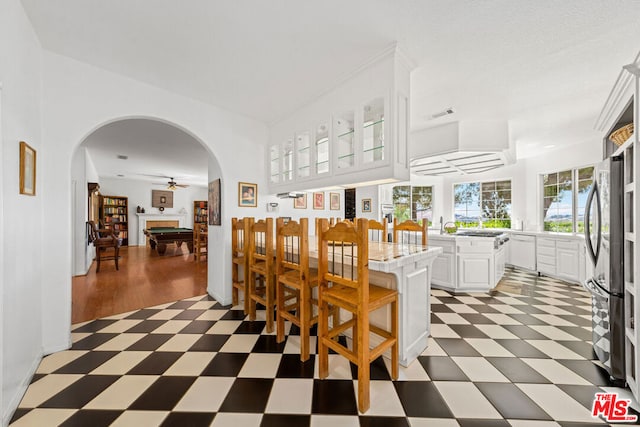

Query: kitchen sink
<box><xmin>454</xmin><ymin>230</ymin><xmax>505</xmax><ymax>237</ymax></box>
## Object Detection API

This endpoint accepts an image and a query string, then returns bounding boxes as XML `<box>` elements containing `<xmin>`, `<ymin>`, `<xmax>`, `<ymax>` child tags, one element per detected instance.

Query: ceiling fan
<box><xmin>152</xmin><ymin>177</ymin><xmax>189</xmax><ymax>190</ymax></box>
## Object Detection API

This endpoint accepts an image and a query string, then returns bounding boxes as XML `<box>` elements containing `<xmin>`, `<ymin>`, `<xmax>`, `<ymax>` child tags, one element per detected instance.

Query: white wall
<box><xmin>98</xmin><ymin>178</ymin><xmax>207</xmax><ymax>246</ymax></box>
<box><xmin>0</xmin><ymin>0</ymin><xmax>44</xmax><ymax>424</ymax></box>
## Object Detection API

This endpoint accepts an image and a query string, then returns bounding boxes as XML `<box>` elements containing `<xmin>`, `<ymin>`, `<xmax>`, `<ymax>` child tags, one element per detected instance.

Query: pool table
<box><xmin>144</xmin><ymin>227</ymin><xmax>193</xmax><ymax>255</ymax></box>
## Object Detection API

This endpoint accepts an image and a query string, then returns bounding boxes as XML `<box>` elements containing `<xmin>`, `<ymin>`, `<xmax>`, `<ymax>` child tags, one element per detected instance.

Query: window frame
<box><xmin>392</xmin><ymin>185</ymin><xmax>434</xmax><ymax>225</ymax></box>
<box><xmin>452</xmin><ymin>178</ymin><xmax>513</xmax><ymax>229</ymax></box>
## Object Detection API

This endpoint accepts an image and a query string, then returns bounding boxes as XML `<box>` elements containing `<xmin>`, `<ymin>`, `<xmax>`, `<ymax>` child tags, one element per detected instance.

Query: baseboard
<box><xmin>2</xmin><ymin>352</ymin><xmax>42</xmax><ymax>427</ymax></box>
<box><xmin>208</xmin><ymin>288</ymin><xmax>232</xmax><ymax>306</ymax></box>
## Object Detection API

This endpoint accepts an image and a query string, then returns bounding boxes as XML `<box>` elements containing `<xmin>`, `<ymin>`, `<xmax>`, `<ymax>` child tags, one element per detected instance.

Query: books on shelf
<box><xmin>100</xmin><ymin>195</ymin><xmax>129</xmax><ymax>246</ymax></box>
<box><xmin>194</xmin><ymin>200</ymin><xmax>208</xmax><ymax>224</ymax></box>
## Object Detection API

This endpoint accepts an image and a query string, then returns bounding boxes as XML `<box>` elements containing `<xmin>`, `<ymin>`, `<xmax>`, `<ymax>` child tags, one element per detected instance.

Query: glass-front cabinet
<box><xmin>282</xmin><ymin>138</ymin><xmax>294</xmax><ymax>183</ymax></box>
<box><xmin>295</xmin><ymin>131</ymin><xmax>311</xmax><ymax>179</ymax></box>
<box><xmin>315</xmin><ymin>123</ymin><xmax>329</xmax><ymax>175</ymax></box>
<box><xmin>269</xmin><ymin>145</ymin><xmax>280</xmax><ymax>184</ymax></box>
<box><xmin>363</xmin><ymin>97</ymin><xmax>385</xmax><ymax>165</ymax></box>
<box><xmin>335</xmin><ymin>110</ymin><xmax>355</xmax><ymax>170</ymax></box>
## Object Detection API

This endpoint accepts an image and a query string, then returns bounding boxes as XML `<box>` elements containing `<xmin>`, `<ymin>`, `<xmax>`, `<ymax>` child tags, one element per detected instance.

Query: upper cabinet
<box><xmin>267</xmin><ymin>46</ymin><xmax>412</xmax><ymax>193</ymax></box>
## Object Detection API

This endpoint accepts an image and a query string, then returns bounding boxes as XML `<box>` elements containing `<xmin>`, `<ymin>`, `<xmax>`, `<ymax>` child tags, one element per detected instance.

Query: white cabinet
<box><xmin>430</xmin><ymin>238</ymin><xmax>456</xmax><ymax>289</ymax></box>
<box><xmin>537</xmin><ymin>237</ymin><xmax>556</xmax><ymax>276</ymax></box>
<box><xmin>508</xmin><ymin>234</ymin><xmax>536</xmax><ymax>271</ymax></box>
<box><xmin>556</xmin><ymin>240</ymin><xmax>581</xmax><ymax>281</ymax></box>
<box><xmin>458</xmin><ymin>255</ymin><xmax>493</xmax><ymax>290</ymax></box>
<box><xmin>495</xmin><ymin>245</ymin><xmax>505</xmax><ymax>285</ymax></box>
<box><xmin>534</xmin><ymin>237</ymin><xmax>583</xmax><ymax>284</ymax></box>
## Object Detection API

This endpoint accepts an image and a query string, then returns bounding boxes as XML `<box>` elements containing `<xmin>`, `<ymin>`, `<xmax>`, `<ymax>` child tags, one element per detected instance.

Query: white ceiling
<box><xmin>21</xmin><ymin>1</ymin><xmax>640</xmax><ymax>179</ymax></box>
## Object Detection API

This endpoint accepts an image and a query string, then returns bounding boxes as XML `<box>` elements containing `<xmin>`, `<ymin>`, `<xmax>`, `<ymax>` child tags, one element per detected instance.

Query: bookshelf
<box><xmin>194</xmin><ymin>200</ymin><xmax>208</xmax><ymax>226</ymax></box>
<box><xmin>100</xmin><ymin>195</ymin><xmax>129</xmax><ymax>246</ymax></box>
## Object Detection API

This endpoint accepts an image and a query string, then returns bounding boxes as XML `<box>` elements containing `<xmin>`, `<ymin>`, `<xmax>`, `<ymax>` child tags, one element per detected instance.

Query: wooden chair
<box><xmin>275</xmin><ymin>217</ymin><xmax>317</xmax><ymax>361</ymax></box>
<box><xmin>367</xmin><ymin>219</ymin><xmax>387</xmax><ymax>242</ymax></box>
<box><xmin>232</xmin><ymin>217</ymin><xmax>249</xmax><ymax>313</ymax></box>
<box><xmin>248</xmin><ymin>217</ymin><xmax>277</xmax><ymax>333</ymax></box>
<box><xmin>193</xmin><ymin>223</ymin><xmax>208</xmax><ymax>262</ymax></box>
<box><xmin>87</xmin><ymin>220</ymin><xmax>121</xmax><ymax>273</ymax></box>
<box><xmin>317</xmin><ymin>218</ymin><xmax>398</xmax><ymax>413</ymax></box>
<box><xmin>393</xmin><ymin>218</ymin><xmax>428</xmax><ymax>245</ymax></box>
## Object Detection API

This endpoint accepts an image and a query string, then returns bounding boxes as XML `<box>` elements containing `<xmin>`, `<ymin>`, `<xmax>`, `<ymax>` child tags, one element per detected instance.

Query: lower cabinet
<box><xmin>509</xmin><ymin>234</ymin><xmax>536</xmax><ymax>271</ymax></box>
<box><xmin>458</xmin><ymin>255</ymin><xmax>493</xmax><ymax>291</ymax></box>
<box><xmin>556</xmin><ymin>240</ymin><xmax>581</xmax><ymax>282</ymax></box>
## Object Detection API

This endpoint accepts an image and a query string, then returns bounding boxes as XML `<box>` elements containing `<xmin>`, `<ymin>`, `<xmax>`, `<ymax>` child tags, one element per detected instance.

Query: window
<box><xmin>543</xmin><ymin>166</ymin><xmax>594</xmax><ymax>232</ymax></box>
<box><xmin>392</xmin><ymin>186</ymin><xmax>433</xmax><ymax>224</ymax></box>
<box><xmin>454</xmin><ymin>180</ymin><xmax>512</xmax><ymax>228</ymax></box>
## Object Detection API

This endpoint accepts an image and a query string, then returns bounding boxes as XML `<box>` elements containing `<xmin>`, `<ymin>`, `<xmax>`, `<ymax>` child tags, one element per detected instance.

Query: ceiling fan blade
<box><xmin>176</xmin><ymin>184</ymin><xmax>189</xmax><ymax>188</ymax></box>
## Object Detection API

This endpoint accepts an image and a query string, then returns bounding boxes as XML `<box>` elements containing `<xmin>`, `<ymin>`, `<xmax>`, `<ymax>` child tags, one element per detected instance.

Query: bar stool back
<box><xmin>231</xmin><ymin>217</ymin><xmax>249</xmax><ymax>313</ymax></box>
<box><xmin>367</xmin><ymin>219</ymin><xmax>387</xmax><ymax>242</ymax></box>
<box><xmin>248</xmin><ymin>217</ymin><xmax>276</xmax><ymax>333</ymax></box>
<box><xmin>392</xmin><ymin>218</ymin><xmax>428</xmax><ymax>245</ymax></box>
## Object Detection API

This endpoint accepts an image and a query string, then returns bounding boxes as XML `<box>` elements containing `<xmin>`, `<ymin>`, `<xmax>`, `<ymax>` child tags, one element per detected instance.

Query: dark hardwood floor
<box><xmin>72</xmin><ymin>244</ymin><xmax>207</xmax><ymax>324</ymax></box>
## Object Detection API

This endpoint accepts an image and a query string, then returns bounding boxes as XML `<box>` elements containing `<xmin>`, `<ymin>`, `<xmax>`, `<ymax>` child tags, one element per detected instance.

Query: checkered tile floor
<box><xmin>9</xmin><ymin>267</ymin><xmax>638</xmax><ymax>426</ymax></box>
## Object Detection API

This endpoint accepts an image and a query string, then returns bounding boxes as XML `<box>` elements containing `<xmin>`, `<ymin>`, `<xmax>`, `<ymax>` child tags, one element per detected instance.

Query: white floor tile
<box><xmin>488</xmin><ymin>304</ymin><xmax>525</xmax><ymax>314</ymax></box>
<box><xmin>448</xmin><ymin>304</ymin><xmax>478</xmax><ymax>314</ymax></box>
<box><xmin>110</xmin><ymin>410</ymin><xmax>169</xmax><ymax>427</ymax></box>
<box><xmin>238</xmin><ymin>353</ymin><xmax>282</xmax><ymax>378</ymax></box>
<box><xmin>189</xmin><ymin>300</ymin><xmax>217</xmax><ymax>309</ymax></box>
<box><xmin>421</xmin><ymin>337</ymin><xmax>448</xmax><ymax>356</ymax></box>
<box><xmin>516</xmin><ymin>384</ymin><xmax>604</xmax><ymax>423</ymax></box>
<box><xmin>19</xmin><ymin>374</ymin><xmax>83</xmax><ymax>408</ymax></box>
<box><xmin>430</xmin><ymin>324</ymin><xmax>461</xmax><ymax>338</ymax></box>
<box><xmin>315</xmin><ymin>354</ymin><xmax>353</xmax><ymax>380</ymax></box>
<box><xmin>149</xmin><ymin>320</ymin><xmax>191</xmax><ymax>333</ymax></box>
<box><xmin>311</xmin><ymin>415</ymin><xmax>360</xmax><ymax>427</ymax></box>
<box><xmin>173</xmin><ymin>377</ymin><xmax>235</xmax><ymax>412</ymax></box>
<box><xmin>207</xmin><ymin>320</ymin><xmax>243</xmax><ymax>335</ymax></box>
<box><xmin>265</xmin><ymin>378</ymin><xmax>314</xmax><ymax>414</ymax></box>
<box><xmin>98</xmin><ymin>319</ymin><xmax>143</xmax><ymax>333</ymax></box>
<box><xmin>36</xmin><ymin>351</ymin><xmax>88</xmax><ymax>374</ymax></box>
<box><xmin>147</xmin><ymin>309</ymin><xmax>183</xmax><ymax>320</ymax></box>
<box><xmin>483</xmin><ymin>313</ymin><xmax>523</xmax><ymax>325</ymax></box>
<box><xmin>451</xmin><ymin>357</ymin><xmax>509</xmax><ymax>382</ymax></box>
<box><xmin>474</xmin><ymin>324</ymin><xmax>519</xmax><ymax>339</ymax></box>
<box><xmin>163</xmin><ymin>352</ymin><xmax>216</xmax><ymax>376</ymax></box>
<box><xmin>95</xmin><ymin>333</ymin><xmax>147</xmax><ymax>351</ymax></box>
<box><xmin>530</xmin><ymin>315</ymin><xmax>575</xmax><ymax>327</ymax></box>
<box><xmin>434</xmin><ymin>313</ymin><xmax>470</xmax><ymax>325</ymax></box>
<box><xmin>493</xmin><ymin>296</ymin><xmax>528</xmax><ymax>305</ymax></box>
<box><xmin>219</xmin><ymin>334</ymin><xmax>259</xmax><ymax>353</ymax></box>
<box><xmin>507</xmin><ymin>420</ymin><xmax>561</xmax><ymax>427</ymax></box>
<box><xmin>71</xmin><ymin>332</ymin><xmax>92</xmax><ymax>343</ymax></box>
<box><xmin>196</xmin><ymin>310</ymin><xmax>226</xmax><ymax>321</ymax></box>
<box><xmin>533</xmin><ymin>297</ymin><xmax>571</xmax><ymax>306</ymax></box>
<box><xmin>211</xmin><ymin>412</ymin><xmax>262</xmax><ymax>427</ymax></box>
<box><xmin>155</xmin><ymin>334</ymin><xmax>201</xmax><ymax>352</ymax></box>
<box><xmin>532</xmin><ymin>305</ymin><xmax>573</xmax><ymax>316</ymax></box>
<box><xmin>90</xmin><ymin>351</ymin><xmax>151</xmax><ymax>375</ymax></box>
<box><xmin>354</xmin><ymin>380</ymin><xmax>405</xmax><ymax>416</ymax></box>
<box><xmin>384</xmin><ymin>357</ymin><xmax>430</xmax><ymax>381</ymax></box>
<box><xmin>453</xmin><ymin>296</ymin><xmax>485</xmax><ymax>305</ymax></box>
<box><xmin>529</xmin><ymin>325</ymin><xmax>580</xmax><ymax>341</ymax></box>
<box><xmin>464</xmin><ymin>339</ymin><xmax>514</xmax><ymax>357</ymax></box>
<box><xmin>526</xmin><ymin>340</ymin><xmax>584</xmax><ymax>360</ymax></box>
<box><xmin>408</xmin><ymin>418</ymin><xmax>460</xmax><ymax>427</ymax></box>
<box><xmin>283</xmin><ymin>334</ymin><xmax>316</xmax><ymax>354</ymax></box>
<box><xmin>523</xmin><ymin>359</ymin><xmax>591</xmax><ymax>385</ymax></box>
<box><xmin>10</xmin><ymin>408</ymin><xmax>76</xmax><ymax>426</ymax></box>
<box><xmin>84</xmin><ymin>375</ymin><xmax>158</xmax><ymax>409</ymax></box>
<box><xmin>434</xmin><ymin>381</ymin><xmax>502</xmax><ymax>418</ymax></box>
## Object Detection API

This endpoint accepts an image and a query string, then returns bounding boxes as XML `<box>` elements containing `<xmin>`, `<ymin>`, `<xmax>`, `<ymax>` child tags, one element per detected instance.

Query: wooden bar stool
<box><xmin>231</xmin><ymin>217</ymin><xmax>249</xmax><ymax>313</ymax></box>
<box><xmin>248</xmin><ymin>217</ymin><xmax>277</xmax><ymax>333</ymax></box>
<box><xmin>393</xmin><ymin>218</ymin><xmax>428</xmax><ymax>245</ymax></box>
<box><xmin>317</xmin><ymin>218</ymin><xmax>398</xmax><ymax>413</ymax></box>
<box><xmin>367</xmin><ymin>219</ymin><xmax>387</xmax><ymax>242</ymax></box>
<box><xmin>275</xmin><ymin>217</ymin><xmax>317</xmax><ymax>361</ymax></box>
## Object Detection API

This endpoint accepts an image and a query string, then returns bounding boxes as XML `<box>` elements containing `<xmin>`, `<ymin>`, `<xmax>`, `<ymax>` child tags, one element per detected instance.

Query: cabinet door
<box><xmin>458</xmin><ymin>255</ymin><xmax>492</xmax><ymax>290</ymax></box>
<box><xmin>509</xmin><ymin>236</ymin><xmax>536</xmax><ymax>270</ymax></box>
<box><xmin>557</xmin><ymin>248</ymin><xmax>580</xmax><ymax>282</ymax></box>
<box><xmin>432</xmin><ymin>253</ymin><xmax>455</xmax><ymax>289</ymax></box>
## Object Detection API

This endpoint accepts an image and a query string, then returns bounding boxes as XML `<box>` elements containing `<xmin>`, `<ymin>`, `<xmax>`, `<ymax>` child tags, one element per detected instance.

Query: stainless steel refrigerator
<box><xmin>584</xmin><ymin>154</ymin><xmax>625</xmax><ymax>382</ymax></box>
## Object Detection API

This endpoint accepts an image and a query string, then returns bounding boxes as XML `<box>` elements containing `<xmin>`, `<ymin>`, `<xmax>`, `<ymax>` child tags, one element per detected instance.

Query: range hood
<box><xmin>410</xmin><ymin>120</ymin><xmax>515</xmax><ymax>176</ymax></box>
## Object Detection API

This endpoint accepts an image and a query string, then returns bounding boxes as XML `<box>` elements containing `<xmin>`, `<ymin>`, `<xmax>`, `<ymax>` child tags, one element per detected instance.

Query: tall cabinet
<box><xmin>193</xmin><ymin>200</ymin><xmax>208</xmax><ymax>226</ymax></box>
<box><xmin>100</xmin><ymin>195</ymin><xmax>129</xmax><ymax>246</ymax></box>
<box><xmin>596</xmin><ymin>54</ymin><xmax>640</xmax><ymax>400</ymax></box>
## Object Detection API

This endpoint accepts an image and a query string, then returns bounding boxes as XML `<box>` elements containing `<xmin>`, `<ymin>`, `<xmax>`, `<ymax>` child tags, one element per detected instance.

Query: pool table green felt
<box><xmin>144</xmin><ymin>227</ymin><xmax>194</xmax><ymax>255</ymax></box>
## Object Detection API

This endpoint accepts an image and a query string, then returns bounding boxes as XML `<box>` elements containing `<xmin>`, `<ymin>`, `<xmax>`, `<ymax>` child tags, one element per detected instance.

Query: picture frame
<box><xmin>293</xmin><ymin>193</ymin><xmax>307</xmax><ymax>209</ymax></box>
<box><xmin>152</xmin><ymin>190</ymin><xmax>174</xmax><ymax>209</ymax></box>
<box><xmin>362</xmin><ymin>198</ymin><xmax>372</xmax><ymax>213</ymax></box>
<box><xmin>313</xmin><ymin>192</ymin><xmax>324</xmax><ymax>210</ymax></box>
<box><xmin>238</xmin><ymin>182</ymin><xmax>257</xmax><ymax>207</ymax></box>
<box><xmin>330</xmin><ymin>192</ymin><xmax>340</xmax><ymax>210</ymax></box>
<box><xmin>208</xmin><ymin>178</ymin><xmax>221</xmax><ymax>225</ymax></box>
<box><xmin>19</xmin><ymin>141</ymin><xmax>36</xmax><ymax>196</ymax></box>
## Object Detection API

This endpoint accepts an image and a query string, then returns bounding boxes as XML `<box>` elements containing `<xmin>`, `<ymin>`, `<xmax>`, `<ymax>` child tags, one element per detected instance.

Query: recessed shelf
<box><xmin>363</xmin><ymin>145</ymin><xmax>384</xmax><ymax>153</ymax></box>
<box><xmin>363</xmin><ymin>119</ymin><xmax>384</xmax><ymax>129</ymax></box>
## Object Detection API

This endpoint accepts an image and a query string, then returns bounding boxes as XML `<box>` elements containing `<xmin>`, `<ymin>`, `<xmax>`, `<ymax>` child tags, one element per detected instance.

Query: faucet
<box><xmin>439</xmin><ymin>216</ymin><xmax>443</xmax><ymax>235</ymax></box>
<box><xmin>478</xmin><ymin>218</ymin><xmax>483</xmax><ymax>229</ymax></box>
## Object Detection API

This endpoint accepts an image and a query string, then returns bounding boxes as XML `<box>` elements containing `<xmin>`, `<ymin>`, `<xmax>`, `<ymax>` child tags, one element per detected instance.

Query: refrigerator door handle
<box><xmin>584</xmin><ymin>181</ymin><xmax>600</xmax><ymax>266</ymax></box>
<box><xmin>584</xmin><ymin>278</ymin><xmax>609</xmax><ymax>301</ymax></box>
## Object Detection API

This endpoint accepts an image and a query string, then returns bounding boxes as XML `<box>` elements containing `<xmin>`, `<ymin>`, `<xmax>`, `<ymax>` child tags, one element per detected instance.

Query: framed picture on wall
<box><xmin>238</xmin><ymin>182</ymin><xmax>257</xmax><ymax>207</ymax></box>
<box><xmin>362</xmin><ymin>198</ymin><xmax>372</xmax><ymax>213</ymax></box>
<box><xmin>294</xmin><ymin>193</ymin><xmax>307</xmax><ymax>209</ymax></box>
<box><xmin>19</xmin><ymin>141</ymin><xmax>36</xmax><ymax>196</ymax></box>
<box><xmin>208</xmin><ymin>179</ymin><xmax>221</xmax><ymax>225</ymax></box>
<box><xmin>313</xmin><ymin>192</ymin><xmax>324</xmax><ymax>210</ymax></box>
<box><xmin>330</xmin><ymin>192</ymin><xmax>340</xmax><ymax>210</ymax></box>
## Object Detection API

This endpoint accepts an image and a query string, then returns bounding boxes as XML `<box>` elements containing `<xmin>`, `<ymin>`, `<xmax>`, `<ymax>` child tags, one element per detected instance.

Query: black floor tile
<box><xmin>160</xmin><ymin>411</ymin><xmax>216</xmax><ymax>427</ymax></box>
<box><xmin>449</xmin><ymin>324</ymin><xmax>490</xmax><ymax>338</ymax></box>
<box><xmin>173</xmin><ymin>309</ymin><xmax>207</xmax><ymax>320</ymax></box>
<box><xmin>501</xmin><ymin>325</ymin><xmax>549</xmax><ymax>340</ymax></box>
<box><xmin>189</xmin><ymin>334</ymin><xmax>230</xmax><ymax>352</ymax></box>
<box><xmin>124</xmin><ymin>309</ymin><xmax>163</xmax><ymax>320</ymax></box>
<box><xmin>430</xmin><ymin>313</ymin><xmax>444</xmax><ymax>324</ymax></box>
<box><xmin>468</xmin><ymin>304</ymin><xmax>501</xmax><ymax>314</ymax></box>
<box><xmin>201</xmin><ymin>352</ymin><xmax>249</xmax><ymax>376</ymax></box>
<box><xmin>348</xmin><ymin>356</ymin><xmax>390</xmax><ymax>381</ymax></box>
<box><xmin>54</xmin><ymin>351</ymin><xmax>119</xmax><ymax>374</ymax></box>
<box><xmin>219</xmin><ymin>378</ymin><xmax>273</xmax><ymax>413</ymax></box>
<box><xmin>276</xmin><ymin>354</ymin><xmax>316</xmax><ymax>378</ymax></box>
<box><xmin>127</xmin><ymin>352</ymin><xmax>183</xmax><ymax>375</ymax></box>
<box><xmin>41</xmin><ymin>375</ymin><xmax>120</xmax><ymax>408</ymax></box>
<box><xmin>59</xmin><ymin>409</ymin><xmax>122</xmax><ymax>427</ymax></box>
<box><xmin>434</xmin><ymin>338</ymin><xmax>482</xmax><ymax>357</ymax></box>
<box><xmin>476</xmin><ymin>382</ymin><xmax>552</xmax><ymax>420</ymax></box>
<box><xmin>179</xmin><ymin>320</ymin><xmax>217</xmax><ymax>334</ymax></box>
<box><xmin>8</xmin><ymin>408</ymin><xmax>31</xmax><ymax>424</ymax></box>
<box><xmin>30</xmin><ymin>373</ymin><xmax>46</xmax><ymax>384</ymax></box>
<box><xmin>261</xmin><ymin>414</ymin><xmax>310</xmax><ymax>427</ymax></box>
<box><xmin>252</xmin><ymin>334</ymin><xmax>287</xmax><ymax>353</ymax></box>
<box><xmin>512</xmin><ymin>304</ymin><xmax>548</xmax><ymax>315</ymax></box>
<box><xmin>235</xmin><ymin>320</ymin><xmax>266</xmax><ymax>333</ymax></box>
<box><xmin>221</xmin><ymin>310</ymin><xmax>248</xmax><ymax>321</ymax></box>
<box><xmin>311</xmin><ymin>379</ymin><xmax>358</xmax><ymax>415</ymax></box>
<box><xmin>458</xmin><ymin>313</ymin><xmax>496</xmax><ymax>324</ymax></box>
<box><xmin>125</xmin><ymin>333</ymin><xmax>173</xmax><ymax>351</ymax></box>
<box><xmin>129</xmin><ymin>376</ymin><xmax>196</xmax><ymax>410</ymax></box>
<box><xmin>430</xmin><ymin>304</ymin><xmax>454</xmax><ymax>313</ymax></box>
<box><xmin>557</xmin><ymin>422</ymin><xmax>611</xmax><ymax>427</ymax></box>
<box><xmin>393</xmin><ymin>381</ymin><xmax>453</xmax><ymax>418</ymax></box>
<box><xmin>71</xmin><ymin>333</ymin><xmax>120</xmax><ymax>350</ymax></box>
<box><xmin>418</xmin><ymin>356</ymin><xmax>469</xmax><ymax>381</ymax></box>
<box><xmin>166</xmin><ymin>301</ymin><xmax>198</xmax><ymax>309</ymax></box>
<box><xmin>457</xmin><ymin>420</ymin><xmax>511</xmax><ymax>427</ymax></box>
<box><xmin>556</xmin><ymin>360</ymin><xmax>610</xmax><ymax>386</ymax></box>
<box><xmin>556</xmin><ymin>341</ymin><xmax>596</xmax><ymax>360</ymax></box>
<box><xmin>72</xmin><ymin>319</ymin><xmax>118</xmax><ymax>333</ymax></box>
<box><xmin>124</xmin><ymin>320</ymin><xmax>167</xmax><ymax>333</ymax></box>
<box><xmin>508</xmin><ymin>313</ymin><xmax>549</xmax><ymax>325</ymax></box>
<box><xmin>555</xmin><ymin>326</ymin><xmax>593</xmax><ymax>341</ymax></box>
<box><xmin>437</xmin><ymin>296</ymin><xmax>461</xmax><ymax>305</ymax></box>
<box><xmin>359</xmin><ymin>416</ymin><xmax>410</xmax><ymax>427</ymax></box>
<box><xmin>495</xmin><ymin>339</ymin><xmax>550</xmax><ymax>358</ymax></box>
<box><xmin>485</xmin><ymin>357</ymin><xmax>550</xmax><ymax>383</ymax></box>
